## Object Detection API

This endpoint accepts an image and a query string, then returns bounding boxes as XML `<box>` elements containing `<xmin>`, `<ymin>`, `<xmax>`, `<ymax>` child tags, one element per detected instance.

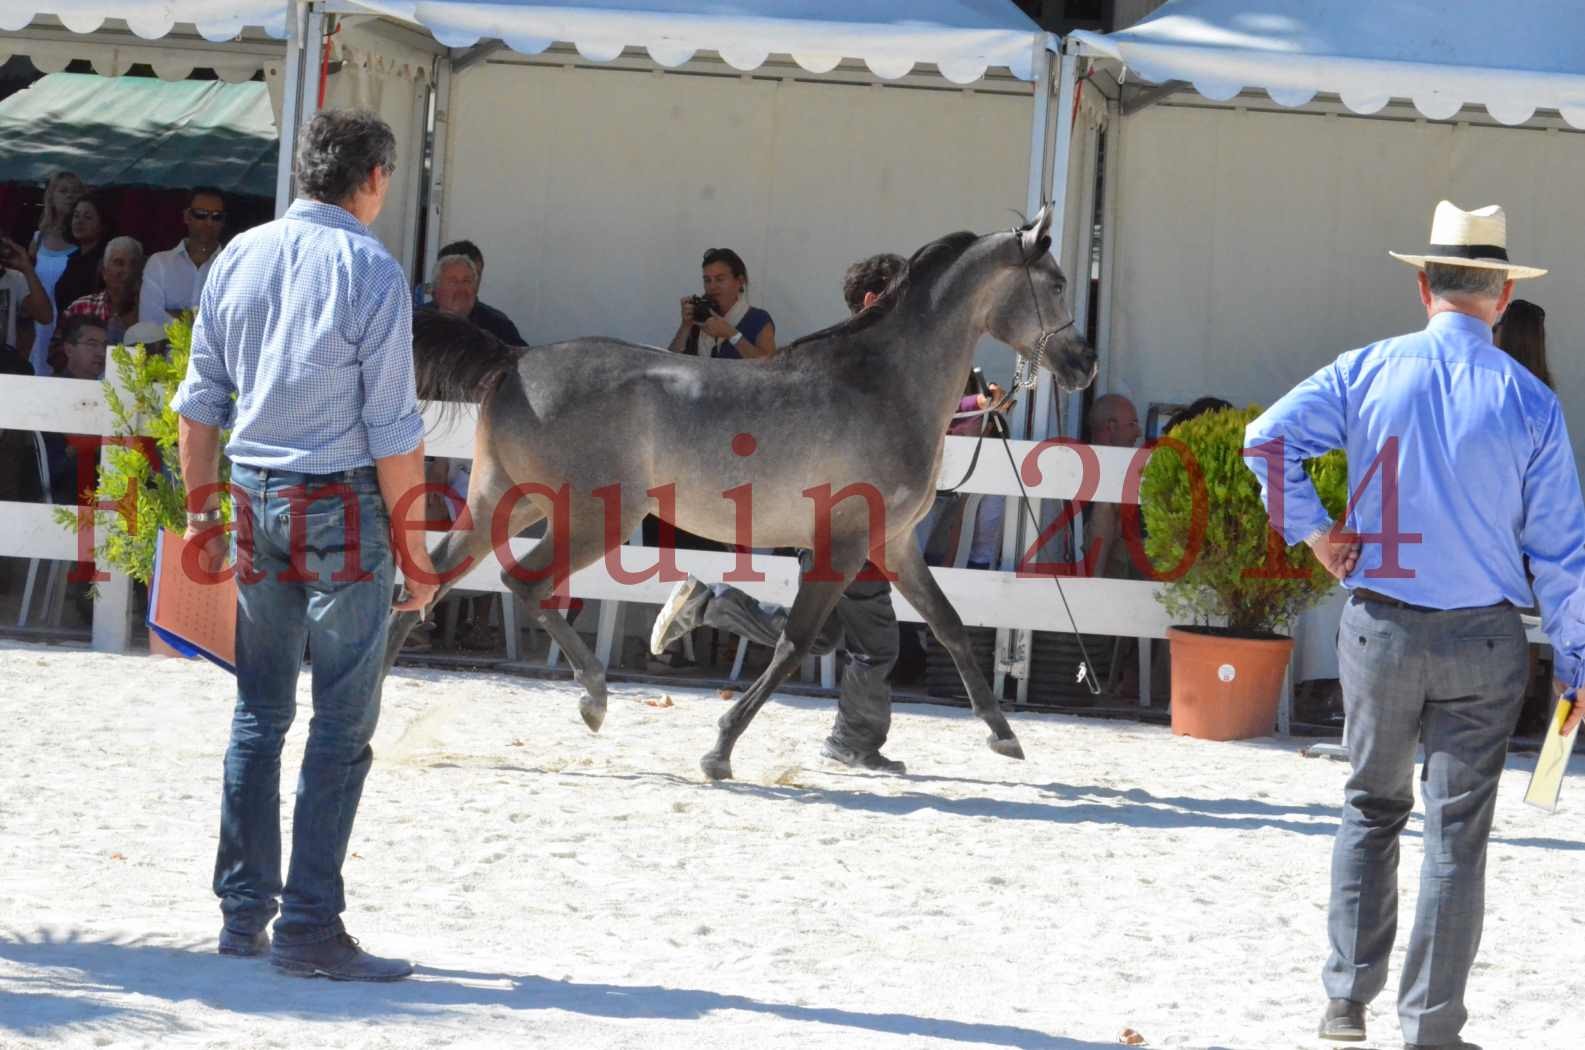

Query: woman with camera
<box><xmin>667</xmin><ymin>247</ymin><xmax>776</xmax><ymax>360</ymax></box>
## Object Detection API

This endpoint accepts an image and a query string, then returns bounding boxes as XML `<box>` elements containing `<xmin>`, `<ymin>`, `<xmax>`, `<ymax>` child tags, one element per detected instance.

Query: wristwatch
<box><xmin>187</xmin><ymin>508</ymin><xmax>223</xmax><ymax>526</ymax></box>
<box><xmin>728</xmin><ymin>330</ymin><xmax>744</xmax><ymax>347</ymax></box>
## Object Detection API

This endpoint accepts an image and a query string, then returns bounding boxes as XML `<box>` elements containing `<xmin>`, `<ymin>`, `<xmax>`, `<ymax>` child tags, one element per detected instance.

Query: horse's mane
<box><xmin>780</xmin><ymin>230</ymin><xmax>981</xmax><ymax>355</ymax></box>
<box><xmin>412</xmin><ymin>308</ymin><xmax>525</xmax><ymax>411</ymax></box>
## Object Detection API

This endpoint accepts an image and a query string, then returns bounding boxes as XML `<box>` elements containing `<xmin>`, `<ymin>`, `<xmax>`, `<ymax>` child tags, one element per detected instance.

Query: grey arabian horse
<box><xmin>388</xmin><ymin>205</ymin><xmax>1097</xmax><ymax>780</ymax></box>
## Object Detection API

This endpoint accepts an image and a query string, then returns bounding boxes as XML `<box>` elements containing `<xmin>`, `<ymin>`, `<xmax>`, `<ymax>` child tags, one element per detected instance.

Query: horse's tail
<box><xmin>412</xmin><ymin>308</ymin><xmax>519</xmax><ymax>407</ymax></box>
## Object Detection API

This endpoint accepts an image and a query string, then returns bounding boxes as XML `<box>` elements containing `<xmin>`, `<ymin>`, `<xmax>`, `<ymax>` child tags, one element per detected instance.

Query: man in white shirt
<box><xmin>138</xmin><ymin>187</ymin><xmax>226</xmax><ymax>326</ymax></box>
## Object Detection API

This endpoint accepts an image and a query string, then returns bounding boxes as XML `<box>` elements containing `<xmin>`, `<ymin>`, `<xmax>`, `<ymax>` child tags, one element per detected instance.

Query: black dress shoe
<box><xmin>821</xmin><ymin>738</ymin><xmax>906</xmax><ymax>774</ymax></box>
<box><xmin>1318</xmin><ymin>998</ymin><xmax>1366</xmax><ymax>1041</ymax></box>
<box><xmin>218</xmin><ymin>927</ymin><xmax>269</xmax><ymax>957</ymax></box>
<box><xmin>1405</xmin><ymin>1041</ymin><xmax>1481</xmax><ymax>1050</ymax></box>
<box><xmin>271</xmin><ymin>932</ymin><xmax>413</xmax><ymax>981</ymax></box>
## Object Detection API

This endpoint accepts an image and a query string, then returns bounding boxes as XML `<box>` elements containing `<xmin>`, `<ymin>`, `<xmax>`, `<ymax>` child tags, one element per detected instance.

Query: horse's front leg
<box><xmin>886</xmin><ymin>539</ymin><xmax>1024</xmax><ymax>760</ymax></box>
<box><xmin>702</xmin><ymin>561</ymin><xmax>856</xmax><ymax>781</ymax></box>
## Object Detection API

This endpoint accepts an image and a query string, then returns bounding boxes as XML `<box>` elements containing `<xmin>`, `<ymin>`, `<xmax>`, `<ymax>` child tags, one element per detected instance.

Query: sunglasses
<box><xmin>188</xmin><ymin>208</ymin><xmax>225</xmax><ymax>222</ymax></box>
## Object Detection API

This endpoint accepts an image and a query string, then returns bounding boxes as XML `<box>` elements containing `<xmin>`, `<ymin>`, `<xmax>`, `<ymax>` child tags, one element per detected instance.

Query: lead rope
<box><xmin>932</xmin><ymin>231</ymin><xmax>1104</xmax><ymax>697</ymax></box>
<box><xmin>1003</xmin><ymin>231</ymin><xmax>1101</xmax><ymax>695</ymax></box>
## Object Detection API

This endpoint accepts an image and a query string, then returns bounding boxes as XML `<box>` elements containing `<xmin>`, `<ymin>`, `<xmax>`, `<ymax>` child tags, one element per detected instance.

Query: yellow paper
<box><xmin>1523</xmin><ymin>696</ymin><xmax>1581</xmax><ymax>813</ymax></box>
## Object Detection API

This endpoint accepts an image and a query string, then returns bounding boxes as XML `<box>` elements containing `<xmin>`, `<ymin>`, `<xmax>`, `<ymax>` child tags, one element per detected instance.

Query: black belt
<box><xmin>1353</xmin><ymin>588</ymin><xmax>1510</xmax><ymax>613</ymax></box>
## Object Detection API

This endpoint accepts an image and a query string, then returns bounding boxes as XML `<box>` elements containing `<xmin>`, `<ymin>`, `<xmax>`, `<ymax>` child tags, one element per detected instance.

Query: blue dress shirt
<box><xmin>1245</xmin><ymin>310</ymin><xmax>1585</xmax><ymax>686</ymax></box>
<box><xmin>173</xmin><ymin>199</ymin><xmax>422</xmax><ymax>473</ymax></box>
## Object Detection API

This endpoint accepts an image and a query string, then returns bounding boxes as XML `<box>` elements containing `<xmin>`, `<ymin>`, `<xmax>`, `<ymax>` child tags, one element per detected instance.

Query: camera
<box><xmin>687</xmin><ymin>295</ymin><xmax>715</xmax><ymax>323</ymax></box>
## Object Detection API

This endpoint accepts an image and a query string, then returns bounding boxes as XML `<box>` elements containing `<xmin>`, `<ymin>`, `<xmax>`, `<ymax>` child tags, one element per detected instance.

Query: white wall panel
<box><xmin>442</xmin><ymin>63</ymin><xmax>1034</xmax><ymax>384</ymax></box>
<box><xmin>1108</xmin><ymin>105</ymin><xmax>1585</xmax><ymax>470</ymax></box>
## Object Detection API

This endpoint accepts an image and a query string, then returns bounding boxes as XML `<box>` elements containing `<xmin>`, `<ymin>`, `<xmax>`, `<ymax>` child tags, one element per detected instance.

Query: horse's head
<box><xmin>984</xmin><ymin>205</ymin><xmax>1097</xmax><ymax>391</ymax></box>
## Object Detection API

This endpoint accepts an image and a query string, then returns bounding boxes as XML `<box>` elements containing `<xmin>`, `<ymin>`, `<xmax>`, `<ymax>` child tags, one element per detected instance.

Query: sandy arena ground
<box><xmin>1</xmin><ymin>640</ymin><xmax>1581</xmax><ymax>1050</ymax></box>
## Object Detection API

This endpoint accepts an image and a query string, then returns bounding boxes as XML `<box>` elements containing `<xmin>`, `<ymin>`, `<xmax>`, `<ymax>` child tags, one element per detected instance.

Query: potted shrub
<box><xmin>1137</xmin><ymin>404</ymin><xmax>1347</xmax><ymax>740</ymax></box>
<box><xmin>54</xmin><ymin>315</ymin><xmax>230</xmax><ymax>649</ymax></box>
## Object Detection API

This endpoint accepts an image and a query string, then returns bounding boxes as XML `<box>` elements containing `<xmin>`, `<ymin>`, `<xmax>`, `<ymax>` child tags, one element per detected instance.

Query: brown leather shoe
<box><xmin>271</xmin><ymin>932</ymin><xmax>413</xmax><ymax>981</ymax></box>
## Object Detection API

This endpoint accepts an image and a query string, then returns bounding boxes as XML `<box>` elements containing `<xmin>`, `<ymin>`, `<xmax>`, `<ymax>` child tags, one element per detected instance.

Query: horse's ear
<box><xmin>1020</xmin><ymin>203</ymin><xmax>1054</xmax><ymax>258</ymax></box>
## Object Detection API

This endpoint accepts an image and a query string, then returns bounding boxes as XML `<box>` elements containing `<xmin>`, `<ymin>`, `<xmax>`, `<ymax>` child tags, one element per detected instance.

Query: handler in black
<box><xmin>649</xmin><ymin>253</ymin><xmax>909</xmax><ymax>773</ymax></box>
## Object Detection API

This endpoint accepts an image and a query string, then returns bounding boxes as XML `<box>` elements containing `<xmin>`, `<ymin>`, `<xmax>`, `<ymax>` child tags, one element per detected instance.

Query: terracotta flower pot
<box><xmin>1167</xmin><ymin>626</ymin><xmax>1293</xmax><ymax>741</ymax></box>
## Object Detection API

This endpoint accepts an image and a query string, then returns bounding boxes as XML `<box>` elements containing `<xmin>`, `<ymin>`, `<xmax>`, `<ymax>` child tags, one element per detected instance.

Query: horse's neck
<box><xmin>883</xmin><ymin>237</ymin><xmax>1004</xmax><ymax>430</ymax></box>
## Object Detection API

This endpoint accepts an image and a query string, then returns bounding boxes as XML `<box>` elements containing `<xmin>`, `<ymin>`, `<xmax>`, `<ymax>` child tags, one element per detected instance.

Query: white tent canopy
<box><xmin>1072</xmin><ymin>0</ymin><xmax>1585</xmax><ymax>127</ymax></box>
<box><xmin>0</xmin><ymin>2</ymin><xmax>289</xmax><ymax>40</ymax></box>
<box><xmin>337</xmin><ymin>0</ymin><xmax>1046</xmax><ymax>82</ymax></box>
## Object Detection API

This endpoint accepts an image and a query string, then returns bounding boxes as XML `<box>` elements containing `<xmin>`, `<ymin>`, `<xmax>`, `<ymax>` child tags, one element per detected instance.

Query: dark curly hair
<box><xmin>701</xmin><ymin>247</ymin><xmax>748</xmax><ymax>285</ymax></box>
<box><xmin>1494</xmin><ymin>299</ymin><xmax>1550</xmax><ymax>388</ymax></box>
<box><xmin>841</xmin><ymin>252</ymin><xmax>906</xmax><ymax>313</ymax></box>
<box><xmin>294</xmin><ymin>109</ymin><xmax>396</xmax><ymax>206</ymax></box>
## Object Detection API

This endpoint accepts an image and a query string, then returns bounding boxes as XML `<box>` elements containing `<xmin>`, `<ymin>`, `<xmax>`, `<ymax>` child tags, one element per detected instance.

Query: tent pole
<box><xmin>274</xmin><ymin>1</ymin><xmax>326</xmax><ymax>218</ymax></box>
<box><xmin>995</xmin><ymin>36</ymin><xmax>1056</xmax><ymax>702</ymax></box>
<box><xmin>273</xmin><ymin>0</ymin><xmax>306</xmax><ymax>217</ymax></box>
<box><xmin>1042</xmin><ymin>39</ymin><xmax>1081</xmax><ymax>443</ymax></box>
<box><xmin>421</xmin><ymin>57</ymin><xmax>454</xmax><ymax>292</ymax></box>
<box><xmin>1024</xmin><ymin>39</ymin><xmax>1053</xmax><ymax>217</ymax></box>
<box><xmin>1037</xmin><ymin>41</ymin><xmax>1085</xmax><ymax>708</ymax></box>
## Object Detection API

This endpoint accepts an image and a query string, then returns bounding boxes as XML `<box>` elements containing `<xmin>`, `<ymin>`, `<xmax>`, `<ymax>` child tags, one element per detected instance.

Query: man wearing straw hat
<box><xmin>1244</xmin><ymin>201</ymin><xmax>1585</xmax><ymax>1050</ymax></box>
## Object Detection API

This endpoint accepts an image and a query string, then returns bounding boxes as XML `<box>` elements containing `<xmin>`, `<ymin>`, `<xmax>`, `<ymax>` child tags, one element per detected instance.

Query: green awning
<box><xmin>0</xmin><ymin>72</ymin><xmax>279</xmax><ymax>198</ymax></box>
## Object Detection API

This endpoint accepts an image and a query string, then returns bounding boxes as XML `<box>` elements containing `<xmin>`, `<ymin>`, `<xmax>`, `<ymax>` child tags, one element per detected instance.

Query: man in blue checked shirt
<box><xmin>174</xmin><ymin>109</ymin><xmax>439</xmax><ymax>982</ymax></box>
<box><xmin>1246</xmin><ymin>201</ymin><xmax>1585</xmax><ymax>1050</ymax></box>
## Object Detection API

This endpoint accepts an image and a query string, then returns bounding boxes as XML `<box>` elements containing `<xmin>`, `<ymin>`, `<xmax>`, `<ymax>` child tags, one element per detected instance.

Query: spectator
<box><xmin>1082</xmin><ymin>394</ymin><xmax>1142</xmax><ymax>579</ymax></box>
<box><xmin>1164</xmin><ymin>395</ymin><xmax>1234</xmax><ymax>436</ymax></box>
<box><xmin>26</xmin><ymin>170</ymin><xmax>84</xmax><ymax>374</ymax></box>
<box><xmin>1080</xmin><ymin>393</ymin><xmax>1145</xmax><ymax>699</ymax></box>
<box><xmin>917</xmin><ymin>373</ymin><xmax>1017</xmax><ymax>568</ymax></box>
<box><xmin>420</xmin><ymin>252</ymin><xmax>516</xmax><ymax>651</ymax></box>
<box><xmin>644</xmin><ymin>246</ymin><xmax>778</xmax><ymax>628</ymax></box>
<box><xmin>1</xmin><ymin>234</ymin><xmax>54</xmax><ymax>364</ymax></box>
<box><xmin>649</xmin><ymin>251</ymin><xmax>908</xmax><ymax>772</ymax></box>
<box><xmin>429</xmin><ymin>239</ymin><xmax>525</xmax><ymax>345</ymax></box>
<box><xmin>667</xmin><ymin>247</ymin><xmax>776</xmax><ymax>359</ymax></box>
<box><xmin>43</xmin><ymin>315</ymin><xmax>109</xmax><ymax>506</ymax></box>
<box><xmin>54</xmin><ymin>313</ymin><xmax>108</xmax><ymax>382</ymax></box>
<box><xmin>1493</xmin><ymin>298</ymin><xmax>1550</xmax><ymax>388</ymax></box>
<box><xmin>52</xmin><ymin>196</ymin><xmax>110</xmax><ymax>316</ymax></box>
<box><xmin>48</xmin><ymin>236</ymin><xmax>144</xmax><ymax>371</ymax></box>
<box><xmin>139</xmin><ymin>186</ymin><xmax>226</xmax><ymax>325</ymax></box>
<box><xmin>0</xmin><ymin>334</ymin><xmax>37</xmax><ymax>498</ymax></box>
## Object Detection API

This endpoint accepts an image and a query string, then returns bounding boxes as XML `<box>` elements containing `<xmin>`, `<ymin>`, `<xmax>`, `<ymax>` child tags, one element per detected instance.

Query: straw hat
<box><xmin>1389</xmin><ymin>200</ymin><xmax>1547</xmax><ymax>280</ymax></box>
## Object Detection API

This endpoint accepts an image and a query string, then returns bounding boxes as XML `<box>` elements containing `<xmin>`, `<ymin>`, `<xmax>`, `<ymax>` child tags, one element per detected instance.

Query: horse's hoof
<box><xmin>579</xmin><ymin>697</ymin><xmax>606</xmax><ymax>733</ymax></box>
<box><xmin>700</xmin><ymin>753</ymin><xmax>734</xmax><ymax>781</ymax></box>
<box><xmin>986</xmin><ymin>734</ymin><xmax>1025</xmax><ymax>760</ymax></box>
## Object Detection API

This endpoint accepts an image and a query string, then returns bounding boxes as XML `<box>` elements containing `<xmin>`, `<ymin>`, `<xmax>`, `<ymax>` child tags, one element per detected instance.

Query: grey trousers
<box><xmin>698</xmin><ymin>560</ymin><xmax>899</xmax><ymax>754</ymax></box>
<box><xmin>1324</xmin><ymin>594</ymin><xmax>1527</xmax><ymax>1046</ymax></box>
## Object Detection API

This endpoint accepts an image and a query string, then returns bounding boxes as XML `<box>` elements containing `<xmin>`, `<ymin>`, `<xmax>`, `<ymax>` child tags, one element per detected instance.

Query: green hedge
<box><xmin>1140</xmin><ymin>404</ymin><xmax>1347</xmax><ymax>636</ymax></box>
<box><xmin>54</xmin><ymin>314</ymin><xmax>231</xmax><ymax>586</ymax></box>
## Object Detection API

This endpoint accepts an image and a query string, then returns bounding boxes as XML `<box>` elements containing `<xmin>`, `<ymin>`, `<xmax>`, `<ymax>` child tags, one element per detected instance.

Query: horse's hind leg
<box><xmin>497</xmin><ymin>502</ymin><xmax>628</xmax><ymax>733</ymax></box>
<box><xmin>886</xmin><ymin>539</ymin><xmax>1024</xmax><ymax>760</ymax></box>
<box><xmin>703</xmin><ymin>566</ymin><xmax>854</xmax><ymax>781</ymax></box>
<box><xmin>381</xmin><ymin>459</ymin><xmax>546</xmax><ymax>676</ymax></box>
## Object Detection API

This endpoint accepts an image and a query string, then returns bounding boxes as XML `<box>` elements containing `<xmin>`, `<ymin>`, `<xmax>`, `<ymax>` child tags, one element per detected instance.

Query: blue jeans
<box><xmin>1323</xmin><ymin>594</ymin><xmax>1527</xmax><ymax>1045</ymax></box>
<box><xmin>214</xmin><ymin>463</ymin><xmax>395</xmax><ymax>945</ymax></box>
